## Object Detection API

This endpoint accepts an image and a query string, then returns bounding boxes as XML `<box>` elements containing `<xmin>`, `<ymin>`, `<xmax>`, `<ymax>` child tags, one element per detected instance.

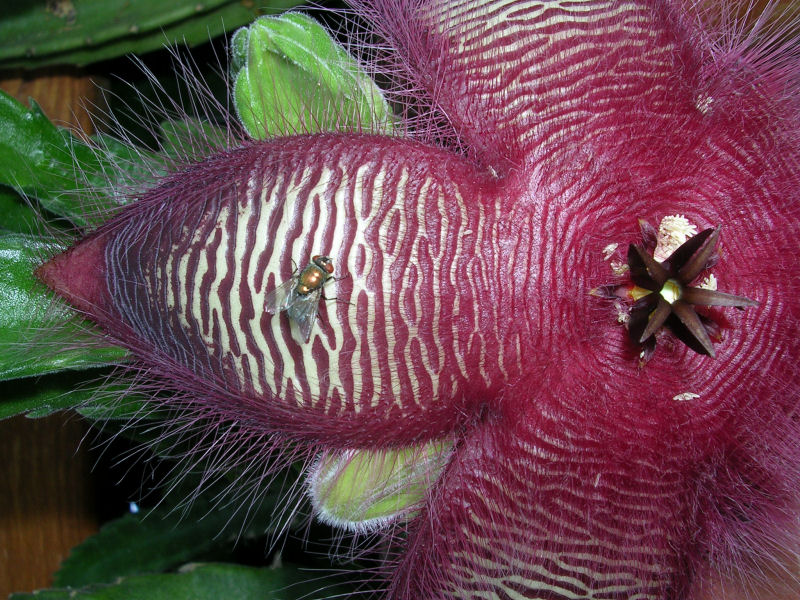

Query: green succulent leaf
<box><xmin>0</xmin><ymin>232</ymin><xmax>127</xmax><ymax>384</ymax></box>
<box><xmin>0</xmin><ymin>94</ymin><xmax>140</xmax><ymax>419</ymax></box>
<box><xmin>232</xmin><ymin>12</ymin><xmax>396</xmax><ymax>139</ymax></box>
<box><xmin>0</xmin><ymin>0</ymin><xmax>305</xmax><ymax>69</ymax></box>
<box><xmin>309</xmin><ymin>441</ymin><xmax>453</xmax><ymax>528</ymax></box>
<box><xmin>12</xmin><ymin>562</ymin><xmax>354</xmax><ymax>600</ymax></box>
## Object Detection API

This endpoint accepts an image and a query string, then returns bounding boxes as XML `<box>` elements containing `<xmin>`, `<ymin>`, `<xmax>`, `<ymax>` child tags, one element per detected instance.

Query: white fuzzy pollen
<box><xmin>614</xmin><ymin>300</ymin><xmax>630</xmax><ymax>323</ymax></box>
<box><xmin>653</xmin><ymin>215</ymin><xmax>698</xmax><ymax>262</ymax></box>
<box><xmin>699</xmin><ymin>273</ymin><xmax>717</xmax><ymax>290</ymax></box>
<box><xmin>602</xmin><ymin>243</ymin><xmax>619</xmax><ymax>260</ymax></box>
<box><xmin>610</xmin><ymin>260</ymin><xmax>628</xmax><ymax>275</ymax></box>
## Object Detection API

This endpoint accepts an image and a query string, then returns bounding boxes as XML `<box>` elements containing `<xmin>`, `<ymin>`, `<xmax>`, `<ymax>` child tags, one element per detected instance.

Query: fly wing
<box><xmin>265</xmin><ymin>277</ymin><xmax>299</xmax><ymax>314</ymax></box>
<box><xmin>287</xmin><ymin>289</ymin><xmax>323</xmax><ymax>342</ymax></box>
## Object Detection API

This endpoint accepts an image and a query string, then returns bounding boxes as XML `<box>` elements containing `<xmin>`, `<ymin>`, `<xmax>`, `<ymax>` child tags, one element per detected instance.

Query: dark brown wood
<box><xmin>0</xmin><ymin>414</ymin><xmax>98</xmax><ymax>597</ymax></box>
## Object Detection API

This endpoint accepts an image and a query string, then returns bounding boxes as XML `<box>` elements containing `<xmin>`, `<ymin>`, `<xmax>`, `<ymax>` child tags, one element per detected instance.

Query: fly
<box><xmin>265</xmin><ymin>255</ymin><xmax>336</xmax><ymax>341</ymax></box>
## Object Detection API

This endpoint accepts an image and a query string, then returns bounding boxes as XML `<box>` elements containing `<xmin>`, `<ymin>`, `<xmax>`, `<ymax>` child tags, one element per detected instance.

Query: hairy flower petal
<box><xmin>34</xmin><ymin>0</ymin><xmax>800</xmax><ymax>597</ymax></box>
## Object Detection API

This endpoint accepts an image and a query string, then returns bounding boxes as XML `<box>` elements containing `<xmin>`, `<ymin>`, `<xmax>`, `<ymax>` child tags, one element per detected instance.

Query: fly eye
<box><xmin>319</xmin><ymin>257</ymin><xmax>334</xmax><ymax>273</ymax></box>
<box><xmin>314</xmin><ymin>255</ymin><xmax>334</xmax><ymax>273</ymax></box>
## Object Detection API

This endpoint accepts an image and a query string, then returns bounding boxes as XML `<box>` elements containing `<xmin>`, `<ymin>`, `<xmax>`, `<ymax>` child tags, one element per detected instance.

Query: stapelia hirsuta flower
<box><xmin>35</xmin><ymin>1</ymin><xmax>800</xmax><ymax>598</ymax></box>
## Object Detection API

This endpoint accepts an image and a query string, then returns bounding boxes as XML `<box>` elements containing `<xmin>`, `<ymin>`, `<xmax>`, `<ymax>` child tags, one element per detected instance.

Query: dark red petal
<box><xmin>361</xmin><ymin>0</ymin><xmax>693</xmax><ymax>171</ymax></box>
<box><xmin>589</xmin><ymin>284</ymin><xmax>623</xmax><ymax>299</ymax></box>
<box><xmin>35</xmin><ymin>232</ymin><xmax>113</xmax><ymax>319</ymax></box>
<box><xmin>677</xmin><ymin>228</ymin><xmax>721</xmax><ymax>284</ymax></box>
<box><xmin>670</xmin><ymin>301</ymin><xmax>715</xmax><ymax>357</ymax></box>
<box><xmin>38</xmin><ymin>135</ymin><xmax>505</xmax><ymax>447</ymax></box>
<box><xmin>628</xmin><ymin>244</ymin><xmax>668</xmax><ymax>290</ymax></box>
<box><xmin>662</xmin><ymin>228</ymin><xmax>714</xmax><ymax>279</ymax></box>
<box><xmin>638</xmin><ymin>218</ymin><xmax>658</xmax><ymax>250</ymax></box>
<box><xmin>395</xmin><ymin>395</ymin><xmax>694</xmax><ymax>598</ymax></box>
<box><xmin>627</xmin><ymin>294</ymin><xmax>659</xmax><ymax>345</ymax></box>
<box><xmin>639</xmin><ymin>297</ymin><xmax>672</xmax><ymax>343</ymax></box>
<box><xmin>682</xmin><ymin>287</ymin><xmax>759</xmax><ymax>308</ymax></box>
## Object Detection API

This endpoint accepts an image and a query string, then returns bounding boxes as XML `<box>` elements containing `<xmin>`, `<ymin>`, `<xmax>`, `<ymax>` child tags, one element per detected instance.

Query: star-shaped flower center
<box><xmin>625</xmin><ymin>227</ymin><xmax>758</xmax><ymax>358</ymax></box>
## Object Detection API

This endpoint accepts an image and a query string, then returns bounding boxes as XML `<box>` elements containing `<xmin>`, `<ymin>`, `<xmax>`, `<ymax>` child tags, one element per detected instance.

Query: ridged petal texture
<box><xmin>37</xmin><ymin>1</ymin><xmax>800</xmax><ymax>598</ymax></box>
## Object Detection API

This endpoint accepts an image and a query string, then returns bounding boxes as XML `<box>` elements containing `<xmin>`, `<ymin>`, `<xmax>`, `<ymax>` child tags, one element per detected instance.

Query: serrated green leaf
<box><xmin>232</xmin><ymin>12</ymin><xmax>396</xmax><ymax>139</ymax></box>
<box><xmin>0</xmin><ymin>186</ymin><xmax>39</xmax><ymax>234</ymax></box>
<box><xmin>159</xmin><ymin>119</ymin><xmax>229</xmax><ymax>160</ymax></box>
<box><xmin>0</xmin><ymin>90</ymin><xmax>157</xmax><ymax>228</ymax></box>
<box><xmin>12</xmin><ymin>562</ymin><xmax>355</xmax><ymax>600</ymax></box>
<box><xmin>0</xmin><ymin>369</ymin><xmax>119</xmax><ymax>419</ymax></box>
<box><xmin>54</xmin><ymin>485</ymin><xmax>293</xmax><ymax>587</ymax></box>
<box><xmin>0</xmin><ymin>233</ymin><xmax>127</xmax><ymax>382</ymax></box>
<box><xmin>0</xmin><ymin>1</ymin><xmax>305</xmax><ymax>69</ymax></box>
<box><xmin>75</xmin><ymin>386</ymin><xmax>151</xmax><ymax>421</ymax></box>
